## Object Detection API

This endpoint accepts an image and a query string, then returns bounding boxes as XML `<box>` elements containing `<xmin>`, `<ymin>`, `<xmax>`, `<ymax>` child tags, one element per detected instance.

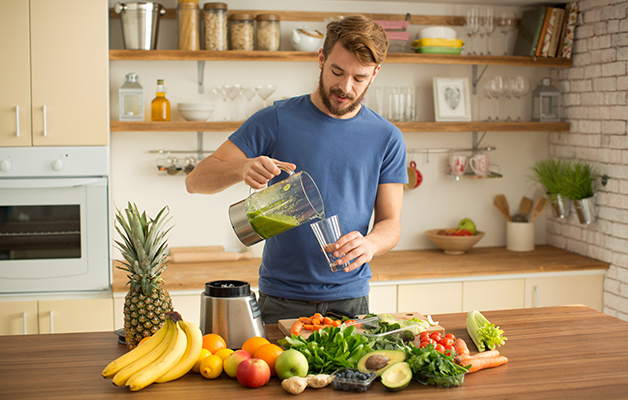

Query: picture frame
<box><xmin>432</xmin><ymin>77</ymin><xmax>472</xmax><ymax>122</ymax></box>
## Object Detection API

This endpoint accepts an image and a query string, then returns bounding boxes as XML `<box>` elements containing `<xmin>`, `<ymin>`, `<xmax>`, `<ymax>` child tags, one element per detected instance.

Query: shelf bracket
<box><xmin>196</xmin><ymin>131</ymin><xmax>204</xmax><ymax>160</ymax></box>
<box><xmin>471</xmin><ymin>131</ymin><xmax>487</xmax><ymax>151</ymax></box>
<box><xmin>471</xmin><ymin>65</ymin><xmax>489</xmax><ymax>95</ymax></box>
<box><xmin>197</xmin><ymin>61</ymin><xmax>205</xmax><ymax>94</ymax></box>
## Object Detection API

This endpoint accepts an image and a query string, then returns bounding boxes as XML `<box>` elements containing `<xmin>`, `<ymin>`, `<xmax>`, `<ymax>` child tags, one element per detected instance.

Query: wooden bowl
<box><xmin>424</xmin><ymin>229</ymin><xmax>485</xmax><ymax>255</ymax></box>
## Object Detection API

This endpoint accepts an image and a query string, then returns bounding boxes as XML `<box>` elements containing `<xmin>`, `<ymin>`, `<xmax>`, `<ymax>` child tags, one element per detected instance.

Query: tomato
<box><xmin>419</xmin><ymin>341</ymin><xmax>430</xmax><ymax>349</ymax></box>
<box><xmin>444</xmin><ymin>333</ymin><xmax>456</xmax><ymax>340</ymax></box>
<box><xmin>434</xmin><ymin>344</ymin><xmax>445</xmax><ymax>353</ymax></box>
<box><xmin>439</xmin><ymin>337</ymin><xmax>454</xmax><ymax>347</ymax></box>
<box><xmin>430</xmin><ymin>332</ymin><xmax>442</xmax><ymax>341</ymax></box>
<box><xmin>419</xmin><ymin>331</ymin><xmax>430</xmax><ymax>341</ymax></box>
<box><xmin>444</xmin><ymin>343</ymin><xmax>455</xmax><ymax>352</ymax></box>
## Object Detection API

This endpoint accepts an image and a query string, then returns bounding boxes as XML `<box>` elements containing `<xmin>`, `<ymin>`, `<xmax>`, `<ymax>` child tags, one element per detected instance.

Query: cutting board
<box><xmin>278</xmin><ymin>311</ymin><xmax>445</xmax><ymax>339</ymax></box>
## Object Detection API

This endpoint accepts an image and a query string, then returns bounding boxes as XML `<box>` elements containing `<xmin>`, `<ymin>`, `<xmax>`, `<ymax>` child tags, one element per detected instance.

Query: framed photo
<box><xmin>432</xmin><ymin>77</ymin><xmax>471</xmax><ymax>122</ymax></box>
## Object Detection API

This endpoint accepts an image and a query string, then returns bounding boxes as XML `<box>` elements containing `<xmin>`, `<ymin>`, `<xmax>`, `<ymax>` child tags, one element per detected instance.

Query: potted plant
<box><xmin>532</xmin><ymin>159</ymin><xmax>570</xmax><ymax>219</ymax></box>
<box><xmin>559</xmin><ymin>161</ymin><xmax>600</xmax><ymax>224</ymax></box>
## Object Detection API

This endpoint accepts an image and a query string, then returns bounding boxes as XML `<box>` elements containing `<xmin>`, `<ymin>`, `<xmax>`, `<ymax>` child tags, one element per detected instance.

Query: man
<box><xmin>186</xmin><ymin>15</ymin><xmax>407</xmax><ymax>323</ymax></box>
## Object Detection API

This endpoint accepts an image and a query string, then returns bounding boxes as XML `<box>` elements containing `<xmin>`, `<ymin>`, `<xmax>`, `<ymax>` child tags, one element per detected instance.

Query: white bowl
<box><xmin>178</xmin><ymin>102</ymin><xmax>214</xmax><ymax>110</ymax></box>
<box><xmin>417</xmin><ymin>26</ymin><xmax>457</xmax><ymax>40</ymax></box>
<box><xmin>178</xmin><ymin>107</ymin><xmax>214</xmax><ymax>121</ymax></box>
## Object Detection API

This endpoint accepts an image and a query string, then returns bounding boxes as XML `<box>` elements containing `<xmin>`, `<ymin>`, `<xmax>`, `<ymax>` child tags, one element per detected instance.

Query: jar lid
<box><xmin>229</xmin><ymin>13</ymin><xmax>254</xmax><ymax>21</ymax></box>
<box><xmin>204</xmin><ymin>280</ymin><xmax>251</xmax><ymax>297</ymax></box>
<box><xmin>203</xmin><ymin>2</ymin><xmax>227</xmax><ymax>10</ymax></box>
<box><xmin>256</xmin><ymin>13</ymin><xmax>280</xmax><ymax>21</ymax></box>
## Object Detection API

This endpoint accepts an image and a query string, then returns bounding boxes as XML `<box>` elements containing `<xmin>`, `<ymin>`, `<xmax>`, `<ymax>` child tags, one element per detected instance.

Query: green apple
<box><xmin>457</xmin><ymin>218</ymin><xmax>477</xmax><ymax>235</ymax></box>
<box><xmin>274</xmin><ymin>349</ymin><xmax>309</xmax><ymax>380</ymax></box>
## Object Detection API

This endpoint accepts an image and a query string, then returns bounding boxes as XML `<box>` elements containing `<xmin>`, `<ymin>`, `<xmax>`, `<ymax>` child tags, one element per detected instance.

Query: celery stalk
<box><xmin>466</xmin><ymin>310</ymin><xmax>507</xmax><ymax>352</ymax></box>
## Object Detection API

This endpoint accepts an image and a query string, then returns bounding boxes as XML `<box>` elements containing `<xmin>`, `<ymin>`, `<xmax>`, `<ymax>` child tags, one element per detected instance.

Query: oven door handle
<box><xmin>0</xmin><ymin>178</ymin><xmax>105</xmax><ymax>189</ymax></box>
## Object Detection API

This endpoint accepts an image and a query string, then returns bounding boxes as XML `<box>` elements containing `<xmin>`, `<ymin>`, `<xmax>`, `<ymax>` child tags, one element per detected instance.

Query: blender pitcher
<box><xmin>229</xmin><ymin>164</ymin><xmax>324</xmax><ymax>246</ymax></box>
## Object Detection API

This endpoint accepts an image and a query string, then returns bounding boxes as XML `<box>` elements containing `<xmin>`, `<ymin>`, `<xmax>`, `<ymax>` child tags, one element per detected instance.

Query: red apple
<box><xmin>223</xmin><ymin>349</ymin><xmax>251</xmax><ymax>378</ymax></box>
<box><xmin>236</xmin><ymin>358</ymin><xmax>271</xmax><ymax>388</ymax></box>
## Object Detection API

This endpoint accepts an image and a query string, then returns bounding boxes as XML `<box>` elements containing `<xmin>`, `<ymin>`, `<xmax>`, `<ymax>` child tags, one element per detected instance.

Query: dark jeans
<box><xmin>258</xmin><ymin>292</ymin><xmax>370</xmax><ymax>324</ymax></box>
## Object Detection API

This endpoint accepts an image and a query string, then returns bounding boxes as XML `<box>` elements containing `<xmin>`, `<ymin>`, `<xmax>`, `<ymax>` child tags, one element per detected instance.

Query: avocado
<box><xmin>357</xmin><ymin>350</ymin><xmax>406</xmax><ymax>376</ymax></box>
<box><xmin>381</xmin><ymin>362</ymin><xmax>412</xmax><ymax>392</ymax></box>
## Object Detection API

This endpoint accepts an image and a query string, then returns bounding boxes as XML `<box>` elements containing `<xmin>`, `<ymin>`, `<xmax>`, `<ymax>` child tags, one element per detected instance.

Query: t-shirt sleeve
<box><xmin>379</xmin><ymin>127</ymin><xmax>408</xmax><ymax>185</ymax></box>
<box><xmin>228</xmin><ymin>106</ymin><xmax>278</xmax><ymax>158</ymax></box>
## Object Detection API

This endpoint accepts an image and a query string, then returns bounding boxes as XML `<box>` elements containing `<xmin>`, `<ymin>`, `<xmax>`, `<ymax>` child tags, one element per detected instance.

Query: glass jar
<box><xmin>119</xmin><ymin>73</ymin><xmax>144</xmax><ymax>121</ymax></box>
<box><xmin>228</xmin><ymin>13</ymin><xmax>254</xmax><ymax>51</ymax></box>
<box><xmin>203</xmin><ymin>2</ymin><xmax>228</xmax><ymax>50</ymax></box>
<box><xmin>177</xmin><ymin>1</ymin><xmax>200</xmax><ymax>50</ymax></box>
<box><xmin>256</xmin><ymin>14</ymin><xmax>280</xmax><ymax>51</ymax></box>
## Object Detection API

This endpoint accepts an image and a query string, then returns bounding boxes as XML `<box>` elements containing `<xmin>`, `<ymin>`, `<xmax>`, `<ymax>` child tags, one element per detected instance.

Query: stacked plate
<box><xmin>177</xmin><ymin>102</ymin><xmax>214</xmax><ymax>121</ymax></box>
<box><xmin>413</xmin><ymin>26</ymin><xmax>463</xmax><ymax>55</ymax></box>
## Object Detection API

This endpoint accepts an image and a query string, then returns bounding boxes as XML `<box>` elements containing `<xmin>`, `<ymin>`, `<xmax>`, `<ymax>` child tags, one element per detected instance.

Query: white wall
<box><xmin>108</xmin><ymin>0</ymin><xmax>549</xmax><ymax>259</ymax></box>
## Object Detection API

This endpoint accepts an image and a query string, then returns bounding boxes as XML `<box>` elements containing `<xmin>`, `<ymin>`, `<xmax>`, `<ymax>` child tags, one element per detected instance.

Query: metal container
<box><xmin>574</xmin><ymin>195</ymin><xmax>597</xmax><ymax>225</ymax></box>
<box><xmin>114</xmin><ymin>2</ymin><xmax>166</xmax><ymax>50</ymax></box>
<box><xmin>549</xmin><ymin>193</ymin><xmax>571</xmax><ymax>219</ymax></box>
<box><xmin>200</xmin><ymin>280</ymin><xmax>266</xmax><ymax>349</ymax></box>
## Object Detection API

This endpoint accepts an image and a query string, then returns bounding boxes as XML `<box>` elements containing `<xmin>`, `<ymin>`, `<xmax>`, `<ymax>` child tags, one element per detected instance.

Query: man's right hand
<box><xmin>243</xmin><ymin>157</ymin><xmax>297</xmax><ymax>189</ymax></box>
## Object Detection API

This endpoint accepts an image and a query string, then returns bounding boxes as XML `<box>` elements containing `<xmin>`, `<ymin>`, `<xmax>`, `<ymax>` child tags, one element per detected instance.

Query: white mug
<box><xmin>469</xmin><ymin>154</ymin><xmax>490</xmax><ymax>176</ymax></box>
<box><xmin>449</xmin><ymin>154</ymin><xmax>467</xmax><ymax>176</ymax></box>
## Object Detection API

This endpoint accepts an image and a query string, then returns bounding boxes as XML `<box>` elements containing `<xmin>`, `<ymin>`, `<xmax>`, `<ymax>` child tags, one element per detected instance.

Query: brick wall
<box><xmin>550</xmin><ymin>0</ymin><xmax>628</xmax><ymax>321</ymax></box>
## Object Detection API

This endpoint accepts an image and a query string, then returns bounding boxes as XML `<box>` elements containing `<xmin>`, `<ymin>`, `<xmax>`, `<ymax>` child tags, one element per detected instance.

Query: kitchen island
<box><xmin>2</xmin><ymin>305</ymin><xmax>627</xmax><ymax>399</ymax></box>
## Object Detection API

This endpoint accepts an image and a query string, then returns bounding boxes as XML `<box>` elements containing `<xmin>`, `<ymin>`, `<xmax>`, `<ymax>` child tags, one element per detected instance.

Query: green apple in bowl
<box><xmin>457</xmin><ymin>218</ymin><xmax>476</xmax><ymax>235</ymax></box>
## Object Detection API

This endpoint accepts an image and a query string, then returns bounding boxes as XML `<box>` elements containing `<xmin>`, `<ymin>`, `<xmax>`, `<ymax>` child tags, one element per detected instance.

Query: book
<box><xmin>560</xmin><ymin>2</ymin><xmax>579</xmax><ymax>59</ymax></box>
<box><xmin>536</xmin><ymin>7</ymin><xmax>554</xmax><ymax>57</ymax></box>
<box><xmin>548</xmin><ymin>8</ymin><xmax>566</xmax><ymax>58</ymax></box>
<box><xmin>513</xmin><ymin>7</ymin><xmax>548</xmax><ymax>57</ymax></box>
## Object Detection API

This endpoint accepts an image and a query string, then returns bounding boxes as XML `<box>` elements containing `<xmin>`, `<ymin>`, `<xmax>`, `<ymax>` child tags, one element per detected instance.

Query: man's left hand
<box><xmin>333</xmin><ymin>231</ymin><xmax>376</xmax><ymax>272</ymax></box>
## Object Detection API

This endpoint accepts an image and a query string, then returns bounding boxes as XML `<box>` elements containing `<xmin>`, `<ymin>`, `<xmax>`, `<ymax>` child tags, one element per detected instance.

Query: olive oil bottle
<box><xmin>151</xmin><ymin>79</ymin><xmax>170</xmax><ymax>121</ymax></box>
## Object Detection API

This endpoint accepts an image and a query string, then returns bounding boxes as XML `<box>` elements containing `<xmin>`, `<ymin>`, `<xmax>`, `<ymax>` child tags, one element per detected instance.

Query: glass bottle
<box><xmin>203</xmin><ymin>2</ymin><xmax>228</xmax><ymax>50</ymax></box>
<box><xmin>177</xmin><ymin>1</ymin><xmax>200</xmax><ymax>50</ymax></box>
<box><xmin>119</xmin><ymin>73</ymin><xmax>144</xmax><ymax>121</ymax></box>
<box><xmin>256</xmin><ymin>14</ymin><xmax>280</xmax><ymax>51</ymax></box>
<box><xmin>151</xmin><ymin>79</ymin><xmax>170</xmax><ymax>121</ymax></box>
<box><xmin>228</xmin><ymin>13</ymin><xmax>254</xmax><ymax>51</ymax></box>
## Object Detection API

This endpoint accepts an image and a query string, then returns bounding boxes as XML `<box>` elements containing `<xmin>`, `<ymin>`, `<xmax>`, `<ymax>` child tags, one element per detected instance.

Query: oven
<box><xmin>0</xmin><ymin>147</ymin><xmax>110</xmax><ymax>294</ymax></box>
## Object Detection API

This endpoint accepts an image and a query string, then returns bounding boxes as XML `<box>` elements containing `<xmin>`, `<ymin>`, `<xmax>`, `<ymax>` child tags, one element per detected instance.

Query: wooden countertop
<box><xmin>2</xmin><ymin>306</ymin><xmax>627</xmax><ymax>399</ymax></box>
<box><xmin>112</xmin><ymin>246</ymin><xmax>609</xmax><ymax>293</ymax></box>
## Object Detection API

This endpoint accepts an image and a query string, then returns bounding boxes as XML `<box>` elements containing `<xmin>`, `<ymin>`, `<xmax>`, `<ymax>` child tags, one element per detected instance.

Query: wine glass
<box><xmin>242</xmin><ymin>86</ymin><xmax>257</xmax><ymax>117</ymax></box>
<box><xmin>497</xmin><ymin>11</ymin><xmax>518</xmax><ymax>56</ymax></box>
<box><xmin>464</xmin><ymin>9</ymin><xmax>479</xmax><ymax>55</ymax></box>
<box><xmin>488</xmin><ymin>76</ymin><xmax>506</xmax><ymax>121</ymax></box>
<box><xmin>483</xmin><ymin>81</ymin><xmax>495</xmax><ymax>121</ymax></box>
<box><xmin>483</xmin><ymin>9</ymin><xmax>496</xmax><ymax>55</ymax></box>
<box><xmin>510</xmin><ymin>76</ymin><xmax>531</xmax><ymax>121</ymax></box>
<box><xmin>502</xmin><ymin>78</ymin><xmax>514</xmax><ymax>121</ymax></box>
<box><xmin>477</xmin><ymin>9</ymin><xmax>486</xmax><ymax>55</ymax></box>
<box><xmin>254</xmin><ymin>84</ymin><xmax>276</xmax><ymax>108</ymax></box>
<box><xmin>211</xmin><ymin>86</ymin><xmax>229</xmax><ymax>121</ymax></box>
<box><xmin>224</xmin><ymin>84</ymin><xmax>243</xmax><ymax>121</ymax></box>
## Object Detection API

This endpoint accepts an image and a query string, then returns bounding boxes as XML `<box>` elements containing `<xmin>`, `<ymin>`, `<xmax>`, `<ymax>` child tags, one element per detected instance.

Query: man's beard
<box><xmin>318</xmin><ymin>71</ymin><xmax>369</xmax><ymax>117</ymax></box>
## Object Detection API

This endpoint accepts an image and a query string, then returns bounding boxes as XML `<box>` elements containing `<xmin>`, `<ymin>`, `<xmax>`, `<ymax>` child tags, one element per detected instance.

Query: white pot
<box><xmin>290</xmin><ymin>28</ymin><xmax>324</xmax><ymax>52</ymax></box>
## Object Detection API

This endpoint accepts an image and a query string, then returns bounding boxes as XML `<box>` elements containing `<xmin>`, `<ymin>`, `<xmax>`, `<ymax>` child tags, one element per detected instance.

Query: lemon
<box><xmin>214</xmin><ymin>348</ymin><xmax>234</xmax><ymax>361</ymax></box>
<box><xmin>193</xmin><ymin>348</ymin><xmax>212</xmax><ymax>373</ymax></box>
<box><xmin>200</xmin><ymin>355</ymin><xmax>223</xmax><ymax>379</ymax></box>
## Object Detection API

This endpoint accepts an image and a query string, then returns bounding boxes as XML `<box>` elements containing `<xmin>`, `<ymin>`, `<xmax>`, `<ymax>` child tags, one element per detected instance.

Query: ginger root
<box><xmin>281</xmin><ymin>376</ymin><xmax>309</xmax><ymax>395</ymax></box>
<box><xmin>306</xmin><ymin>374</ymin><xmax>334</xmax><ymax>389</ymax></box>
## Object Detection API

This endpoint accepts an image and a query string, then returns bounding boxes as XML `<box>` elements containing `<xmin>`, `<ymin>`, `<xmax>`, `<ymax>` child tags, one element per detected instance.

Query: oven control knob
<box><xmin>0</xmin><ymin>159</ymin><xmax>11</xmax><ymax>172</ymax></box>
<box><xmin>52</xmin><ymin>158</ymin><xmax>65</xmax><ymax>171</ymax></box>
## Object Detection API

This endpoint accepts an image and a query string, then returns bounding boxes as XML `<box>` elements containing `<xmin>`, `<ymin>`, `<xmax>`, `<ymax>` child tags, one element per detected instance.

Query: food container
<box><xmin>177</xmin><ymin>1</ymin><xmax>200</xmax><ymax>50</ymax></box>
<box><xmin>424</xmin><ymin>229</ymin><xmax>485</xmax><ymax>255</ymax></box>
<box><xmin>417</xmin><ymin>26</ymin><xmax>457</xmax><ymax>40</ymax></box>
<box><xmin>256</xmin><ymin>14</ymin><xmax>280</xmax><ymax>51</ymax></box>
<box><xmin>202</xmin><ymin>2</ymin><xmax>228</xmax><ymax>50</ymax></box>
<box><xmin>228</xmin><ymin>13</ymin><xmax>254</xmax><ymax>51</ymax></box>
<box><xmin>114</xmin><ymin>2</ymin><xmax>166</xmax><ymax>50</ymax></box>
<box><xmin>414</xmin><ymin>46</ymin><xmax>462</xmax><ymax>55</ymax></box>
<box><xmin>412</xmin><ymin>38</ymin><xmax>464</xmax><ymax>48</ymax></box>
<box><xmin>332</xmin><ymin>368</ymin><xmax>377</xmax><ymax>392</ymax></box>
<box><xmin>413</xmin><ymin>371</ymin><xmax>465</xmax><ymax>388</ymax></box>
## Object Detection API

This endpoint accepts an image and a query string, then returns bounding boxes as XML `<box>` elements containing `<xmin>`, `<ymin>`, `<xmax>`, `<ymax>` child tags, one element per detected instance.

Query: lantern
<box><xmin>531</xmin><ymin>77</ymin><xmax>561</xmax><ymax>122</ymax></box>
<box><xmin>119</xmin><ymin>73</ymin><xmax>144</xmax><ymax>121</ymax></box>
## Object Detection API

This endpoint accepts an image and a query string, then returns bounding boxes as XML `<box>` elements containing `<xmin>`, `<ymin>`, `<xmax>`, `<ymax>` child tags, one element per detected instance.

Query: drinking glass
<box><xmin>211</xmin><ymin>86</ymin><xmax>229</xmax><ymax>121</ymax></box>
<box><xmin>488</xmin><ymin>76</ymin><xmax>506</xmax><ymax>121</ymax></box>
<box><xmin>254</xmin><ymin>84</ymin><xmax>276</xmax><ymax>108</ymax></box>
<box><xmin>477</xmin><ymin>9</ymin><xmax>486</xmax><ymax>55</ymax></box>
<box><xmin>464</xmin><ymin>9</ymin><xmax>479</xmax><ymax>55</ymax></box>
<box><xmin>511</xmin><ymin>76</ymin><xmax>531</xmax><ymax>121</ymax></box>
<box><xmin>497</xmin><ymin>11</ymin><xmax>518</xmax><ymax>55</ymax></box>
<box><xmin>484</xmin><ymin>9</ymin><xmax>496</xmax><ymax>55</ymax></box>
<box><xmin>310</xmin><ymin>215</ymin><xmax>350</xmax><ymax>272</ymax></box>
<box><xmin>224</xmin><ymin>84</ymin><xmax>243</xmax><ymax>120</ymax></box>
<box><xmin>242</xmin><ymin>86</ymin><xmax>257</xmax><ymax>117</ymax></box>
<box><xmin>483</xmin><ymin>81</ymin><xmax>495</xmax><ymax>121</ymax></box>
<box><xmin>502</xmin><ymin>78</ymin><xmax>514</xmax><ymax>121</ymax></box>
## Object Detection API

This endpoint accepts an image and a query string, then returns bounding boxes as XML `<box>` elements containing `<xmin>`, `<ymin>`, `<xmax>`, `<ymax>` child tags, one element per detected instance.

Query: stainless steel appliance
<box><xmin>200</xmin><ymin>280</ymin><xmax>266</xmax><ymax>349</ymax></box>
<box><xmin>0</xmin><ymin>147</ymin><xmax>110</xmax><ymax>294</ymax></box>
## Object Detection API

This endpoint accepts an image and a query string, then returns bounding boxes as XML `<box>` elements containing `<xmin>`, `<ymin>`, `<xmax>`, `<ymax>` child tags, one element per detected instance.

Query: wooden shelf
<box><xmin>110</xmin><ymin>120</ymin><xmax>570</xmax><ymax>133</ymax></box>
<box><xmin>109</xmin><ymin>49</ymin><xmax>572</xmax><ymax>67</ymax></box>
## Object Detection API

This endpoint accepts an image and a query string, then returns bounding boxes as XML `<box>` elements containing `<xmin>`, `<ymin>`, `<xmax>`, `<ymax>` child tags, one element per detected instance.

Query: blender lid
<box><xmin>205</xmin><ymin>280</ymin><xmax>251</xmax><ymax>297</ymax></box>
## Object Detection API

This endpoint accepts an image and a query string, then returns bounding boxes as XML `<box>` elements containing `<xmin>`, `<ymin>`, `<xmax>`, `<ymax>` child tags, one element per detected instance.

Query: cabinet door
<box><xmin>0</xmin><ymin>301</ymin><xmax>38</xmax><ymax>335</ymax></box>
<box><xmin>30</xmin><ymin>0</ymin><xmax>109</xmax><ymax>146</ymax></box>
<box><xmin>0</xmin><ymin>0</ymin><xmax>31</xmax><ymax>146</ymax></box>
<box><xmin>171</xmin><ymin>294</ymin><xmax>202</xmax><ymax>327</ymax></box>
<box><xmin>369</xmin><ymin>285</ymin><xmax>397</xmax><ymax>314</ymax></box>
<box><xmin>398</xmin><ymin>282</ymin><xmax>463</xmax><ymax>315</ymax></box>
<box><xmin>38</xmin><ymin>298</ymin><xmax>114</xmax><ymax>334</ymax></box>
<box><xmin>524</xmin><ymin>274</ymin><xmax>604</xmax><ymax>311</ymax></box>
<box><xmin>462</xmin><ymin>279</ymin><xmax>525</xmax><ymax>312</ymax></box>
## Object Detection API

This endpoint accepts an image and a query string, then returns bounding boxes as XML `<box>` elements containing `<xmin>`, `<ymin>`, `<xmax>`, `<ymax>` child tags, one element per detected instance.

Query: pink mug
<box><xmin>470</xmin><ymin>154</ymin><xmax>490</xmax><ymax>176</ymax></box>
<box><xmin>449</xmin><ymin>154</ymin><xmax>467</xmax><ymax>176</ymax></box>
<box><xmin>405</xmin><ymin>161</ymin><xmax>423</xmax><ymax>190</ymax></box>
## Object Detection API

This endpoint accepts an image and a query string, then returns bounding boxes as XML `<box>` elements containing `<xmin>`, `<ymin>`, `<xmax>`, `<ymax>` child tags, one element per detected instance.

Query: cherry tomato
<box><xmin>444</xmin><ymin>333</ymin><xmax>456</xmax><ymax>340</ymax></box>
<box><xmin>444</xmin><ymin>343</ymin><xmax>455</xmax><ymax>352</ymax></box>
<box><xmin>419</xmin><ymin>341</ymin><xmax>430</xmax><ymax>349</ymax></box>
<box><xmin>419</xmin><ymin>331</ymin><xmax>430</xmax><ymax>341</ymax></box>
<box><xmin>434</xmin><ymin>344</ymin><xmax>445</xmax><ymax>353</ymax></box>
<box><xmin>439</xmin><ymin>337</ymin><xmax>454</xmax><ymax>347</ymax></box>
<box><xmin>430</xmin><ymin>332</ymin><xmax>442</xmax><ymax>341</ymax></box>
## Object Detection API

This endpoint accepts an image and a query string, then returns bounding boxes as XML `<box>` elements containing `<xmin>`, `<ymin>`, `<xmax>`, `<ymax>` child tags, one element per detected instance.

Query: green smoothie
<box><xmin>246</xmin><ymin>211</ymin><xmax>300</xmax><ymax>239</ymax></box>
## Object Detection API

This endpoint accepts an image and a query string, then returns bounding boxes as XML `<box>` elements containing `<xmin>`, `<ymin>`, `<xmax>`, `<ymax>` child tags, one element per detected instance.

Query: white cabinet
<box><xmin>397</xmin><ymin>282</ymin><xmax>463</xmax><ymax>315</ymax></box>
<box><xmin>462</xmin><ymin>279</ymin><xmax>526</xmax><ymax>312</ymax></box>
<box><xmin>114</xmin><ymin>292</ymin><xmax>202</xmax><ymax>330</ymax></box>
<box><xmin>369</xmin><ymin>284</ymin><xmax>397</xmax><ymax>314</ymax></box>
<box><xmin>524</xmin><ymin>274</ymin><xmax>603</xmax><ymax>311</ymax></box>
<box><xmin>0</xmin><ymin>298</ymin><xmax>114</xmax><ymax>335</ymax></box>
<box><xmin>0</xmin><ymin>0</ymin><xmax>109</xmax><ymax>147</ymax></box>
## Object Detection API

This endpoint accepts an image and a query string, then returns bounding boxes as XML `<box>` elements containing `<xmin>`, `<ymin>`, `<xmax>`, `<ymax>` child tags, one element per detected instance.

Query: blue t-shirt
<box><xmin>229</xmin><ymin>94</ymin><xmax>407</xmax><ymax>301</ymax></box>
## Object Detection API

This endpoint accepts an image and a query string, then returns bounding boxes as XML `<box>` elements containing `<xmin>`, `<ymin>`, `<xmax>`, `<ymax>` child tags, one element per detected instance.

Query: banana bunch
<box><xmin>102</xmin><ymin>311</ymin><xmax>202</xmax><ymax>391</ymax></box>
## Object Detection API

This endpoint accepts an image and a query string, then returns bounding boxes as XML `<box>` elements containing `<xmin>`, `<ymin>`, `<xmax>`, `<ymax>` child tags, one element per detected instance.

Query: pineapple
<box><xmin>115</xmin><ymin>202</ymin><xmax>174</xmax><ymax>349</ymax></box>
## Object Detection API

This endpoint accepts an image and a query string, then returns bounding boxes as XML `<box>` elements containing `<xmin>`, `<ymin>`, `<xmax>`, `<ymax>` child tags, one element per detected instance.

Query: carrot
<box><xmin>331</xmin><ymin>320</ymin><xmax>341</xmax><ymax>327</ymax></box>
<box><xmin>311</xmin><ymin>317</ymin><xmax>321</xmax><ymax>326</ymax></box>
<box><xmin>313</xmin><ymin>313</ymin><xmax>324</xmax><ymax>320</ymax></box>
<box><xmin>290</xmin><ymin>321</ymin><xmax>304</xmax><ymax>336</ymax></box>
<box><xmin>455</xmin><ymin>338</ymin><xmax>471</xmax><ymax>357</ymax></box>
<box><xmin>459</xmin><ymin>355</ymin><xmax>508</xmax><ymax>373</ymax></box>
<box><xmin>455</xmin><ymin>349</ymin><xmax>501</xmax><ymax>364</ymax></box>
<box><xmin>300</xmin><ymin>317</ymin><xmax>312</xmax><ymax>324</ymax></box>
<box><xmin>322</xmin><ymin>317</ymin><xmax>334</xmax><ymax>326</ymax></box>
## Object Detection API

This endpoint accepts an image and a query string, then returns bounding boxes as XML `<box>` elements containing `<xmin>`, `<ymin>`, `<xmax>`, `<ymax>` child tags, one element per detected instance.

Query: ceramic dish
<box><xmin>424</xmin><ymin>229</ymin><xmax>485</xmax><ymax>255</ymax></box>
<box><xmin>412</xmin><ymin>38</ymin><xmax>464</xmax><ymax>48</ymax></box>
<box><xmin>417</xmin><ymin>26</ymin><xmax>457</xmax><ymax>40</ymax></box>
<box><xmin>413</xmin><ymin>46</ymin><xmax>462</xmax><ymax>55</ymax></box>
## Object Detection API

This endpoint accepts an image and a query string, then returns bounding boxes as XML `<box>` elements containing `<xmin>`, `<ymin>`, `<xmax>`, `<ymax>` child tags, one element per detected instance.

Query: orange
<box><xmin>202</xmin><ymin>333</ymin><xmax>227</xmax><ymax>354</ymax></box>
<box><xmin>254</xmin><ymin>343</ymin><xmax>284</xmax><ymax>376</ymax></box>
<box><xmin>214</xmin><ymin>348</ymin><xmax>235</xmax><ymax>361</ymax></box>
<box><xmin>242</xmin><ymin>336</ymin><xmax>270</xmax><ymax>358</ymax></box>
<box><xmin>199</xmin><ymin>354</ymin><xmax>223</xmax><ymax>379</ymax></box>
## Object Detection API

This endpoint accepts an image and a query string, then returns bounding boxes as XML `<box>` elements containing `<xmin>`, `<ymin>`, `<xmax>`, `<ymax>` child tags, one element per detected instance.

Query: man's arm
<box><xmin>185</xmin><ymin>140</ymin><xmax>296</xmax><ymax>194</ymax></box>
<box><xmin>333</xmin><ymin>182</ymin><xmax>404</xmax><ymax>272</ymax></box>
